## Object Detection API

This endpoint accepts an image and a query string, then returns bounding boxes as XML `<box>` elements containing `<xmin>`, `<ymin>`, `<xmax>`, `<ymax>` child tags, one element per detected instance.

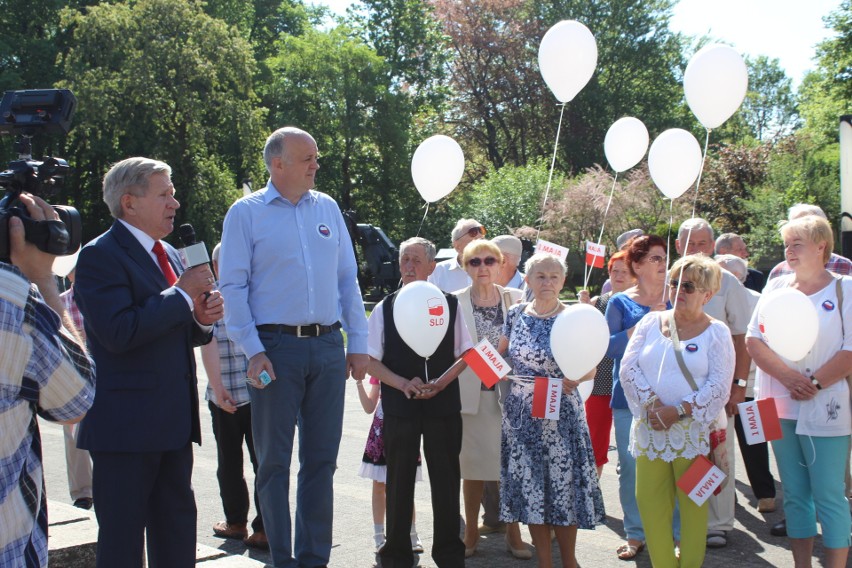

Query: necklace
<box><xmin>529</xmin><ymin>301</ymin><xmax>562</xmax><ymax>318</ymax></box>
<box><xmin>471</xmin><ymin>286</ymin><xmax>497</xmax><ymax>305</ymax></box>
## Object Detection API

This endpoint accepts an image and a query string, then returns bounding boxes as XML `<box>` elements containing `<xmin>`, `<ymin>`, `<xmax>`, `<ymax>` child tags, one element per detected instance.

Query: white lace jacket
<box><xmin>620</xmin><ymin>311</ymin><xmax>735</xmax><ymax>462</ymax></box>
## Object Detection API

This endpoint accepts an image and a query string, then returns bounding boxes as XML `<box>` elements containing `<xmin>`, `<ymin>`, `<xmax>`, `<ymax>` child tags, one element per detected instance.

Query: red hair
<box><xmin>625</xmin><ymin>235</ymin><xmax>667</xmax><ymax>277</ymax></box>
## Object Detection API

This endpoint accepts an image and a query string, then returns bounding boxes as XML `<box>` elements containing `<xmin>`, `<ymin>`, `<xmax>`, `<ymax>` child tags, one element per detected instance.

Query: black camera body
<box><xmin>0</xmin><ymin>89</ymin><xmax>82</xmax><ymax>261</ymax></box>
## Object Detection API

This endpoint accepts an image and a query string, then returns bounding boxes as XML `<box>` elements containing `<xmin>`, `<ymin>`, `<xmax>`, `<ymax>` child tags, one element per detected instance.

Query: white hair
<box><xmin>102</xmin><ymin>157</ymin><xmax>172</xmax><ymax>219</ymax></box>
<box><xmin>715</xmin><ymin>254</ymin><xmax>747</xmax><ymax>283</ymax></box>
<box><xmin>788</xmin><ymin>203</ymin><xmax>827</xmax><ymax>221</ymax></box>
<box><xmin>678</xmin><ymin>217</ymin><xmax>715</xmax><ymax>242</ymax></box>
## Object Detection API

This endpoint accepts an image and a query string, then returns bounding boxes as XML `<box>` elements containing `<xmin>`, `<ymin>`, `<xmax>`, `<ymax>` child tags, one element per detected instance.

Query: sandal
<box><xmin>616</xmin><ymin>540</ymin><xmax>645</xmax><ymax>560</ymax></box>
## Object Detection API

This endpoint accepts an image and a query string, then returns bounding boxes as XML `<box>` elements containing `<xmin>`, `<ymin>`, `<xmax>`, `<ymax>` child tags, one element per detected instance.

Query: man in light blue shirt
<box><xmin>219</xmin><ymin>126</ymin><xmax>369</xmax><ymax>568</ymax></box>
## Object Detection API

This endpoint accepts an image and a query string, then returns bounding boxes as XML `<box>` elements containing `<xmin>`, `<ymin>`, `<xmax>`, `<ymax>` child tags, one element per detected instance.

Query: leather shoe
<box><xmin>770</xmin><ymin>518</ymin><xmax>787</xmax><ymax>537</ymax></box>
<box><xmin>478</xmin><ymin>522</ymin><xmax>506</xmax><ymax>534</ymax></box>
<box><xmin>213</xmin><ymin>521</ymin><xmax>248</xmax><ymax>539</ymax></box>
<box><xmin>73</xmin><ymin>497</ymin><xmax>93</xmax><ymax>510</ymax></box>
<box><xmin>244</xmin><ymin>531</ymin><xmax>269</xmax><ymax>550</ymax></box>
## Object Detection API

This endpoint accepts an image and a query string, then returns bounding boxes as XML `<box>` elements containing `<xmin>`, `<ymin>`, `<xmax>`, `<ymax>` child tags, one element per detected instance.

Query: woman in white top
<box><xmin>621</xmin><ymin>255</ymin><xmax>734</xmax><ymax>568</ymax></box>
<box><xmin>746</xmin><ymin>215</ymin><xmax>852</xmax><ymax>568</ymax></box>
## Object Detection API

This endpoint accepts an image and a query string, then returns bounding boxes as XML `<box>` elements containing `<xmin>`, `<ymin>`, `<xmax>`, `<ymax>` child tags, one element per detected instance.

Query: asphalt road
<box><xmin>40</xmin><ymin>348</ymin><xmax>834</xmax><ymax>567</ymax></box>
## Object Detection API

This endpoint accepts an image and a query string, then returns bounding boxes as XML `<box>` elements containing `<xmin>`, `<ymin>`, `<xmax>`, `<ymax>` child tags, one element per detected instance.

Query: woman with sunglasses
<box><xmin>454</xmin><ymin>240</ymin><xmax>531</xmax><ymax>559</ymax></box>
<box><xmin>498</xmin><ymin>253</ymin><xmax>604</xmax><ymax>568</ymax></box>
<box><xmin>603</xmin><ymin>234</ymin><xmax>669</xmax><ymax>560</ymax></box>
<box><xmin>746</xmin><ymin>215</ymin><xmax>851</xmax><ymax>568</ymax></box>
<box><xmin>620</xmin><ymin>255</ymin><xmax>734</xmax><ymax>568</ymax></box>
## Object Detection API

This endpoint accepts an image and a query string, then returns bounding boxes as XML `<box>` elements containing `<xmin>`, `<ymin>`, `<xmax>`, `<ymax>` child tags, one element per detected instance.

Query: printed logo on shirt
<box><xmin>317</xmin><ymin>223</ymin><xmax>332</xmax><ymax>238</ymax></box>
<box><xmin>822</xmin><ymin>300</ymin><xmax>835</xmax><ymax>312</ymax></box>
<box><xmin>685</xmin><ymin>343</ymin><xmax>699</xmax><ymax>353</ymax></box>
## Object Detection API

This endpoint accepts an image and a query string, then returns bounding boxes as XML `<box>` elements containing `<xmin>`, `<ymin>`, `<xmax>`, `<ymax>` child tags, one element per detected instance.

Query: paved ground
<box><xmin>41</xmin><ymin>348</ymin><xmax>836</xmax><ymax>567</ymax></box>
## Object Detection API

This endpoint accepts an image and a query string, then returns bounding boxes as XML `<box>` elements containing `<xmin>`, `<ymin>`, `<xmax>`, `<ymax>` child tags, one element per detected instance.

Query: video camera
<box><xmin>0</xmin><ymin>89</ymin><xmax>81</xmax><ymax>262</ymax></box>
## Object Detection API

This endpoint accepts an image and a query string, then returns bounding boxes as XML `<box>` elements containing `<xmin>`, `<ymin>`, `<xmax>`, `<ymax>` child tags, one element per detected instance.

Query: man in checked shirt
<box><xmin>0</xmin><ymin>193</ymin><xmax>95</xmax><ymax>568</ymax></box>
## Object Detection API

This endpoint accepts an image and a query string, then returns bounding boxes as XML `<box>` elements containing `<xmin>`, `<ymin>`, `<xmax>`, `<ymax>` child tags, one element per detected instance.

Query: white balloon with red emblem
<box><xmin>550</xmin><ymin>304</ymin><xmax>609</xmax><ymax>395</ymax></box>
<box><xmin>393</xmin><ymin>281</ymin><xmax>451</xmax><ymax>358</ymax></box>
<box><xmin>757</xmin><ymin>287</ymin><xmax>819</xmax><ymax>362</ymax></box>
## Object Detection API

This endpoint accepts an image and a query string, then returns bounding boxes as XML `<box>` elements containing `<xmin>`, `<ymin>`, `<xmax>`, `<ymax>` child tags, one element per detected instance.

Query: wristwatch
<box><xmin>734</xmin><ymin>378</ymin><xmax>748</xmax><ymax>388</ymax></box>
<box><xmin>810</xmin><ymin>375</ymin><xmax>823</xmax><ymax>390</ymax></box>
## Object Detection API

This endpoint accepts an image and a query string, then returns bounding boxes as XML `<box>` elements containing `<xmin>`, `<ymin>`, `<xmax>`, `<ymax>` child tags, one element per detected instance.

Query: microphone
<box><xmin>177</xmin><ymin>223</ymin><xmax>210</xmax><ymax>269</ymax></box>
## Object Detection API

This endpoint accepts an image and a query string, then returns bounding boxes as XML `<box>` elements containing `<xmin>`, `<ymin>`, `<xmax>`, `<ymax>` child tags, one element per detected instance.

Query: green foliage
<box><xmin>57</xmin><ymin>0</ymin><xmax>267</xmax><ymax>245</ymax></box>
<box><xmin>433</xmin><ymin>0</ymin><xmax>687</xmax><ymax>173</ymax></box>
<box><xmin>460</xmin><ymin>159</ymin><xmax>553</xmax><ymax>234</ymax></box>
<box><xmin>742</xmin><ymin>185</ymin><xmax>786</xmax><ymax>269</ymax></box>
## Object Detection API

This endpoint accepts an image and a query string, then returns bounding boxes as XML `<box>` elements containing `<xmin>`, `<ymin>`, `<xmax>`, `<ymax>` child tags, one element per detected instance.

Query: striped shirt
<box><xmin>0</xmin><ymin>264</ymin><xmax>95</xmax><ymax>567</ymax></box>
<box><xmin>204</xmin><ymin>319</ymin><xmax>250</xmax><ymax>407</ymax></box>
<box><xmin>59</xmin><ymin>286</ymin><xmax>85</xmax><ymax>338</ymax></box>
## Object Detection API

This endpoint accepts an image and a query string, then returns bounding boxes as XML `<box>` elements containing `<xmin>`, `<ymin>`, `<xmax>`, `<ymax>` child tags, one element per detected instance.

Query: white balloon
<box><xmin>538</xmin><ymin>20</ymin><xmax>598</xmax><ymax>103</ymax></box>
<box><xmin>576</xmin><ymin>378</ymin><xmax>594</xmax><ymax>402</ymax></box>
<box><xmin>684</xmin><ymin>44</ymin><xmax>748</xmax><ymax>129</ymax></box>
<box><xmin>393</xmin><ymin>281</ymin><xmax>451</xmax><ymax>358</ymax></box>
<box><xmin>411</xmin><ymin>135</ymin><xmax>465</xmax><ymax>203</ymax></box>
<box><xmin>52</xmin><ymin>248</ymin><xmax>80</xmax><ymax>278</ymax></box>
<box><xmin>758</xmin><ymin>288</ymin><xmax>819</xmax><ymax>362</ymax></box>
<box><xmin>604</xmin><ymin>117</ymin><xmax>649</xmax><ymax>173</ymax></box>
<box><xmin>648</xmin><ymin>128</ymin><xmax>703</xmax><ymax>199</ymax></box>
<box><xmin>550</xmin><ymin>304</ymin><xmax>609</xmax><ymax>381</ymax></box>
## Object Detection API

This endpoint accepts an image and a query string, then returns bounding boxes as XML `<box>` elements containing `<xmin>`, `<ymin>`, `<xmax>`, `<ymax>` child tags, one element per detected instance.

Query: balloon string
<box><xmin>424</xmin><ymin>357</ymin><xmax>429</xmax><ymax>382</ymax></box>
<box><xmin>583</xmin><ymin>171</ymin><xmax>619</xmax><ymax>290</ymax></box>
<box><xmin>415</xmin><ymin>201</ymin><xmax>429</xmax><ymax>238</ymax></box>
<box><xmin>536</xmin><ymin>102</ymin><xmax>568</xmax><ymax>243</ymax></box>
<box><xmin>691</xmin><ymin>128</ymin><xmax>712</xmax><ymax>218</ymax></box>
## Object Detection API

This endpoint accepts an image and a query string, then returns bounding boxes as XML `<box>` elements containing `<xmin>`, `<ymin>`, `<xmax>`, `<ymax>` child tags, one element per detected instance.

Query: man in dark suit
<box><xmin>74</xmin><ymin>157</ymin><xmax>223</xmax><ymax>567</ymax></box>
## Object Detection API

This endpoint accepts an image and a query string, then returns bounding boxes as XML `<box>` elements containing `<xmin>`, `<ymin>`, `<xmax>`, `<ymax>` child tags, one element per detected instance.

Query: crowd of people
<box><xmin>1</xmin><ymin>125</ymin><xmax>849</xmax><ymax>568</ymax></box>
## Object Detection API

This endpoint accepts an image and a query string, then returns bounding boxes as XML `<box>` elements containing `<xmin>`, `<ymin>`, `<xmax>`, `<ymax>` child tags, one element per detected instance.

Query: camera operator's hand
<box><xmin>175</xmin><ymin>264</ymin><xmax>215</xmax><ymax>298</ymax></box>
<box><xmin>10</xmin><ymin>193</ymin><xmax>60</xmax><ymax>284</ymax></box>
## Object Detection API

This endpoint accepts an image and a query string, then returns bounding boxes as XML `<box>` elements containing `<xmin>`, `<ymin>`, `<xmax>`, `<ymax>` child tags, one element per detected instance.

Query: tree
<box><xmin>695</xmin><ymin>143</ymin><xmax>770</xmax><ymax>234</ymax></box>
<box><xmin>540</xmin><ymin>164</ymin><xmax>691</xmax><ymax>290</ymax></box>
<box><xmin>740</xmin><ymin>56</ymin><xmax>799</xmax><ymax>142</ymax></box>
<box><xmin>58</xmin><ymin>0</ymin><xmax>267</xmax><ymax>244</ymax></box>
<box><xmin>458</xmin><ymin>158</ymin><xmax>553</xmax><ymax>233</ymax></box>
<box><xmin>432</xmin><ymin>0</ymin><xmax>686</xmax><ymax>174</ymax></box>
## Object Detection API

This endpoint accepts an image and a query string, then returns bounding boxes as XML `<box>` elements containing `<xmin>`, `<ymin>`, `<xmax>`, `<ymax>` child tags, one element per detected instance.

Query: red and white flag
<box><xmin>535</xmin><ymin>239</ymin><xmax>569</xmax><ymax>262</ymax></box>
<box><xmin>531</xmin><ymin>377</ymin><xmax>561</xmax><ymax>420</ymax></box>
<box><xmin>585</xmin><ymin>241</ymin><xmax>606</xmax><ymax>268</ymax></box>
<box><xmin>462</xmin><ymin>339</ymin><xmax>510</xmax><ymax>388</ymax></box>
<box><xmin>737</xmin><ymin>398</ymin><xmax>782</xmax><ymax>445</ymax></box>
<box><xmin>677</xmin><ymin>455</ymin><xmax>727</xmax><ymax>506</ymax></box>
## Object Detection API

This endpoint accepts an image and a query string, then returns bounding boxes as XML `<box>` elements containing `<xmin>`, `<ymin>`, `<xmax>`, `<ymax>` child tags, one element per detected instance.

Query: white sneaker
<box><xmin>374</xmin><ymin>533</ymin><xmax>385</xmax><ymax>554</ymax></box>
<box><xmin>411</xmin><ymin>533</ymin><xmax>424</xmax><ymax>554</ymax></box>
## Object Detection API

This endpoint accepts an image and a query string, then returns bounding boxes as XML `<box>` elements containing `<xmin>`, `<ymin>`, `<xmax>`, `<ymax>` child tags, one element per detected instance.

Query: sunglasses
<box><xmin>669</xmin><ymin>279</ymin><xmax>701</xmax><ymax>294</ymax></box>
<box><xmin>467</xmin><ymin>256</ymin><xmax>498</xmax><ymax>267</ymax></box>
<box><xmin>643</xmin><ymin>254</ymin><xmax>665</xmax><ymax>265</ymax></box>
<box><xmin>460</xmin><ymin>226</ymin><xmax>486</xmax><ymax>239</ymax></box>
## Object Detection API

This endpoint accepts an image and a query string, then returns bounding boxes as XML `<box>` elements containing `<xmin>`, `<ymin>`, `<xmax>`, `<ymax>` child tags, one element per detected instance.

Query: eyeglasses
<box><xmin>459</xmin><ymin>226</ymin><xmax>486</xmax><ymax>240</ymax></box>
<box><xmin>467</xmin><ymin>256</ymin><xmax>498</xmax><ymax>267</ymax></box>
<box><xmin>669</xmin><ymin>279</ymin><xmax>701</xmax><ymax>294</ymax></box>
<box><xmin>643</xmin><ymin>254</ymin><xmax>665</xmax><ymax>265</ymax></box>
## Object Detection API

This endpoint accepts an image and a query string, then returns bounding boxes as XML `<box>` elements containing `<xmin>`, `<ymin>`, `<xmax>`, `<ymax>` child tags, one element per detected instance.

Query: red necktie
<box><xmin>152</xmin><ymin>241</ymin><xmax>178</xmax><ymax>286</ymax></box>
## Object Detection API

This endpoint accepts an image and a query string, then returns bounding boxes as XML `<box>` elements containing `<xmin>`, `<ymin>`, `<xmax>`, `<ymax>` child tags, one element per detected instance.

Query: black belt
<box><xmin>256</xmin><ymin>322</ymin><xmax>341</xmax><ymax>337</ymax></box>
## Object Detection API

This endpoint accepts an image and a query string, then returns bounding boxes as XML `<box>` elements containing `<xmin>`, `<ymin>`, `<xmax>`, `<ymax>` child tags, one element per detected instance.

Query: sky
<box><xmin>314</xmin><ymin>0</ymin><xmax>843</xmax><ymax>88</ymax></box>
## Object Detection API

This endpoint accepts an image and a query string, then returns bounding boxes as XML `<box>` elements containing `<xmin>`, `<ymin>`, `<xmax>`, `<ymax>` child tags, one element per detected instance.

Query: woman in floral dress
<box><xmin>498</xmin><ymin>253</ymin><xmax>605</xmax><ymax>568</ymax></box>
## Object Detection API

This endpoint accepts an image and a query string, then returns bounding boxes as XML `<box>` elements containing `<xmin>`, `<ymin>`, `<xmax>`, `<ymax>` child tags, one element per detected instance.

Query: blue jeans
<box><xmin>250</xmin><ymin>329</ymin><xmax>346</xmax><ymax>567</ymax></box>
<box><xmin>613</xmin><ymin>407</ymin><xmax>645</xmax><ymax>542</ymax></box>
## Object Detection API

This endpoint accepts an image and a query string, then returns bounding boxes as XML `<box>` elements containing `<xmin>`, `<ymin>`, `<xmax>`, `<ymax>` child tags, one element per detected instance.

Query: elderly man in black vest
<box><xmin>367</xmin><ymin>237</ymin><xmax>473</xmax><ymax>568</ymax></box>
